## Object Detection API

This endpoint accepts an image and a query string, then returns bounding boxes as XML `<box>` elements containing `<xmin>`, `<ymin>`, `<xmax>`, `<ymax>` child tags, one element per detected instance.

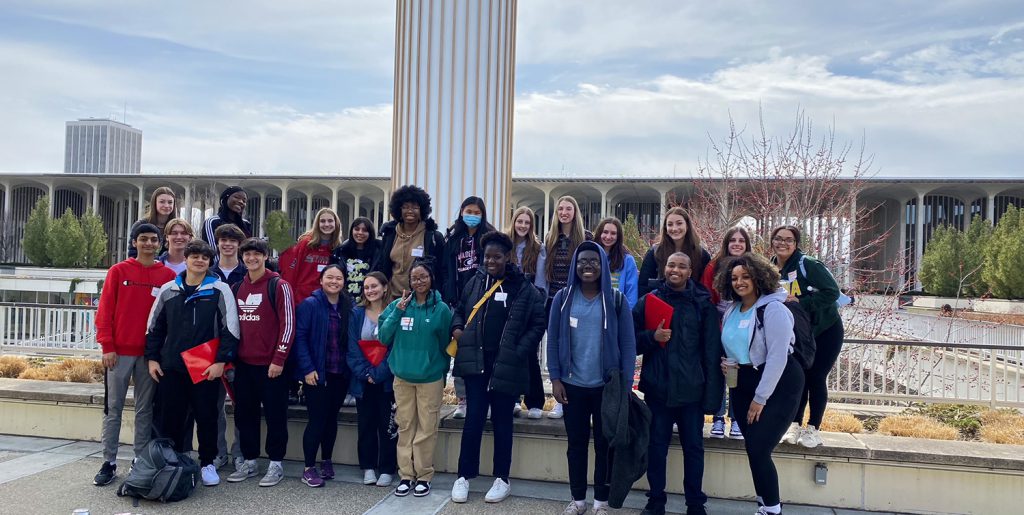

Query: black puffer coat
<box><xmin>450</xmin><ymin>266</ymin><xmax>546</xmax><ymax>396</ymax></box>
<box><xmin>633</xmin><ymin>279</ymin><xmax>724</xmax><ymax>413</ymax></box>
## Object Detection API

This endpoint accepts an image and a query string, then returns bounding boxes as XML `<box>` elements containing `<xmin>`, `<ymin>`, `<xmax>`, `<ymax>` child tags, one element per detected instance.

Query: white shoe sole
<box><xmin>259</xmin><ymin>476</ymin><xmax>283</xmax><ymax>487</ymax></box>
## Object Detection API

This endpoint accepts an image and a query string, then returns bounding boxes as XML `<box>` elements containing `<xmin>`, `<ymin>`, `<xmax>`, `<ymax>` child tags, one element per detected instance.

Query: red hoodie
<box><xmin>96</xmin><ymin>258</ymin><xmax>177</xmax><ymax>356</ymax></box>
<box><xmin>235</xmin><ymin>271</ymin><xmax>296</xmax><ymax>367</ymax></box>
<box><xmin>279</xmin><ymin>235</ymin><xmax>333</xmax><ymax>302</ymax></box>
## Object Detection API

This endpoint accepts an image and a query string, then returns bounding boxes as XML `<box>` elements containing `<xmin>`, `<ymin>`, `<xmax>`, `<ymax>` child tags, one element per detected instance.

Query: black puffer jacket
<box><xmin>633</xmin><ymin>279</ymin><xmax>723</xmax><ymax>412</ymax></box>
<box><xmin>450</xmin><ymin>266</ymin><xmax>546</xmax><ymax>396</ymax></box>
<box><xmin>372</xmin><ymin>218</ymin><xmax>446</xmax><ymax>282</ymax></box>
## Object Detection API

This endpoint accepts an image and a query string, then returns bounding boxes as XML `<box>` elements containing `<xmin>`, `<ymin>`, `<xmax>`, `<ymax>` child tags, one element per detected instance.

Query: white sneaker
<box><xmin>233</xmin><ymin>455</ymin><xmax>245</xmax><ymax>473</ymax></box>
<box><xmin>547</xmin><ymin>403</ymin><xmax>564</xmax><ymax>419</ymax></box>
<box><xmin>226</xmin><ymin>459</ymin><xmax>258</xmax><ymax>482</ymax></box>
<box><xmin>781</xmin><ymin>422</ymin><xmax>801</xmax><ymax>445</ymax></box>
<box><xmin>513</xmin><ymin>403</ymin><xmax>523</xmax><ymax>417</ymax></box>
<box><xmin>527</xmin><ymin>408</ymin><xmax>543</xmax><ymax>419</ymax></box>
<box><xmin>562</xmin><ymin>500</ymin><xmax>587</xmax><ymax>514</ymax></box>
<box><xmin>363</xmin><ymin>469</ymin><xmax>377</xmax><ymax>485</ymax></box>
<box><xmin>798</xmin><ymin>426</ymin><xmax>823</xmax><ymax>448</ymax></box>
<box><xmin>201</xmin><ymin>464</ymin><xmax>220</xmax><ymax>486</ymax></box>
<box><xmin>451</xmin><ymin>476</ymin><xmax>470</xmax><ymax>503</ymax></box>
<box><xmin>484</xmin><ymin>477</ymin><xmax>510</xmax><ymax>503</ymax></box>
<box><xmin>212</xmin><ymin>454</ymin><xmax>229</xmax><ymax>470</ymax></box>
<box><xmin>344</xmin><ymin>394</ymin><xmax>357</xmax><ymax>407</ymax></box>
<box><xmin>453</xmin><ymin>401</ymin><xmax>467</xmax><ymax>419</ymax></box>
<box><xmin>258</xmin><ymin>462</ymin><xmax>284</xmax><ymax>487</ymax></box>
<box><xmin>376</xmin><ymin>473</ymin><xmax>394</xmax><ymax>487</ymax></box>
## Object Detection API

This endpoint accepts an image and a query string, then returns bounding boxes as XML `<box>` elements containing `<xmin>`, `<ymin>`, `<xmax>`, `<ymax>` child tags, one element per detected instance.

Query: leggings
<box><xmin>731</xmin><ymin>357</ymin><xmax>805</xmax><ymax>507</ymax></box>
<box><xmin>794</xmin><ymin>319</ymin><xmax>844</xmax><ymax>427</ymax></box>
<box><xmin>302</xmin><ymin>373</ymin><xmax>349</xmax><ymax>468</ymax></box>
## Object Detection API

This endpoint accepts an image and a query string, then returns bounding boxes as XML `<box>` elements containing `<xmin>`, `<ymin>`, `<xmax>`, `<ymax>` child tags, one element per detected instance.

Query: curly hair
<box><xmin>715</xmin><ymin>252</ymin><xmax>781</xmax><ymax>302</ymax></box>
<box><xmin>480</xmin><ymin>230</ymin><xmax>513</xmax><ymax>254</ymax></box>
<box><xmin>388</xmin><ymin>185</ymin><xmax>432</xmax><ymax>222</ymax></box>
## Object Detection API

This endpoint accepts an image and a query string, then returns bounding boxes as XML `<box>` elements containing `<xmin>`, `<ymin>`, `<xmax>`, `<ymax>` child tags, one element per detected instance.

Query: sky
<box><xmin>1</xmin><ymin>1</ymin><xmax>1022</xmax><ymax>178</ymax></box>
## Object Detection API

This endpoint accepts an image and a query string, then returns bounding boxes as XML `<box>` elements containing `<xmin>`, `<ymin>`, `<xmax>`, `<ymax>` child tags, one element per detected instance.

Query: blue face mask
<box><xmin>462</xmin><ymin>214</ymin><xmax>482</xmax><ymax>228</ymax></box>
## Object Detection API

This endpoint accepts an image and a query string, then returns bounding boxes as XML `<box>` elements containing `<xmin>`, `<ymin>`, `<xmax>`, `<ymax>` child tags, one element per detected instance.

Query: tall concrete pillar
<box><xmin>986</xmin><ymin>192</ymin><xmax>996</xmax><ymax>224</ymax></box>
<box><xmin>914</xmin><ymin>191</ymin><xmax>926</xmax><ymax>290</ymax></box>
<box><xmin>391</xmin><ymin>0</ymin><xmax>518</xmax><ymax>231</ymax></box>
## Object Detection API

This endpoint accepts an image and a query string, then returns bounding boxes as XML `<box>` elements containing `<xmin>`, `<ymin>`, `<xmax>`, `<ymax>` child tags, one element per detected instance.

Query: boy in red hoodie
<box><xmin>93</xmin><ymin>223</ymin><xmax>176</xmax><ymax>486</ymax></box>
<box><xmin>226</xmin><ymin>238</ymin><xmax>296</xmax><ymax>487</ymax></box>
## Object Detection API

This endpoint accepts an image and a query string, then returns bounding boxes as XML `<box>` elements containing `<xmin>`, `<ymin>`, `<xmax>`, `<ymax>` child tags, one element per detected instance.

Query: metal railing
<box><xmin>0</xmin><ymin>303</ymin><xmax>99</xmax><ymax>351</ymax></box>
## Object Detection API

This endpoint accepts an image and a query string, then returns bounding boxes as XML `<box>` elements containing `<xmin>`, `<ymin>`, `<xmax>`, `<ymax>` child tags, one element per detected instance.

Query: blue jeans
<box><xmin>645</xmin><ymin>399</ymin><xmax>707</xmax><ymax>508</ymax></box>
<box><xmin>456</xmin><ymin>358</ymin><xmax>516</xmax><ymax>480</ymax></box>
<box><xmin>714</xmin><ymin>387</ymin><xmax>736</xmax><ymax>420</ymax></box>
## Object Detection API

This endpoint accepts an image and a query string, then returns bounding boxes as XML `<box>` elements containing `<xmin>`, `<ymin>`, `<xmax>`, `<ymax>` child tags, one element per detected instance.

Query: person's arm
<box><xmin>202</xmin><ymin>217</ymin><xmax>216</xmax><ymax>245</ymax></box>
<box><xmin>637</xmin><ymin>247</ymin><xmax>657</xmax><ymax>297</ymax></box>
<box><xmin>517</xmin><ymin>288</ymin><xmax>547</xmax><ymax>359</ymax></box>
<box><xmin>632</xmin><ymin>295</ymin><xmax>657</xmax><ymax>355</ymax></box>
<box><xmin>701</xmin><ymin>304</ymin><xmax>725</xmax><ymax>414</ymax></box>
<box><xmin>534</xmin><ymin>246</ymin><xmax>548</xmax><ymax>294</ymax></box>
<box><xmin>700</xmin><ymin>258</ymin><xmax>721</xmax><ymax>306</ymax></box>
<box><xmin>144</xmin><ymin>288</ymin><xmax>169</xmax><ymax>363</ymax></box>
<box><xmin>449</xmin><ymin>274</ymin><xmax>472</xmax><ymax>335</ymax></box>
<box><xmin>95</xmin><ymin>266</ymin><xmax>120</xmax><ymax>355</ymax></box>
<box><xmin>377</xmin><ymin>300</ymin><xmax>401</xmax><ymax>347</ymax></box>
<box><xmin>346</xmin><ymin>310</ymin><xmax>372</xmax><ymax>381</ymax></box>
<box><xmin>292</xmin><ymin>301</ymin><xmax>316</xmax><ymax>377</ymax></box>
<box><xmin>436</xmin><ymin>301</ymin><xmax>454</xmax><ymax>356</ymax></box>
<box><xmin>622</xmin><ymin>254</ymin><xmax>639</xmax><ymax>309</ymax></box>
<box><xmin>753</xmin><ymin>303</ymin><xmax>795</xmax><ymax>405</ymax></box>
<box><xmin>546</xmin><ymin>290</ymin><xmax>564</xmax><ymax>380</ymax></box>
<box><xmin>271</xmin><ymin>281</ymin><xmax>296</xmax><ymax>367</ymax></box>
<box><xmin>798</xmin><ymin>256</ymin><xmax>841</xmax><ymax>313</ymax></box>
<box><xmin>616</xmin><ymin>291</ymin><xmax>638</xmax><ymax>390</ymax></box>
<box><xmin>214</xmin><ymin>284</ymin><xmax>240</xmax><ymax>364</ymax></box>
<box><xmin>278</xmin><ymin>240</ymin><xmax>301</xmax><ymax>285</ymax></box>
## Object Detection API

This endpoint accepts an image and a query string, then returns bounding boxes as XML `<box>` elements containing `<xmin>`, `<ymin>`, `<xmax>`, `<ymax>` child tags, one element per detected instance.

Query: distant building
<box><xmin>63</xmin><ymin>119</ymin><xmax>142</xmax><ymax>174</ymax></box>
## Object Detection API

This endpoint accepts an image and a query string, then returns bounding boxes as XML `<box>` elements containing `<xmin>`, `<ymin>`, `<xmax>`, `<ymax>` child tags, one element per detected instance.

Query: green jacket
<box><xmin>379</xmin><ymin>290</ymin><xmax>453</xmax><ymax>383</ymax></box>
<box><xmin>775</xmin><ymin>249</ymin><xmax>841</xmax><ymax>336</ymax></box>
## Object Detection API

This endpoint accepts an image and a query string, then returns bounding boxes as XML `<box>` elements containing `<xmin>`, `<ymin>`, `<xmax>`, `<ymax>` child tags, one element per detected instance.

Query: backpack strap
<box><xmin>798</xmin><ymin>255</ymin><xmax>808</xmax><ymax>279</ymax></box>
<box><xmin>749</xmin><ymin>305</ymin><xmax>767</xmax><ymax>350</ymax></box>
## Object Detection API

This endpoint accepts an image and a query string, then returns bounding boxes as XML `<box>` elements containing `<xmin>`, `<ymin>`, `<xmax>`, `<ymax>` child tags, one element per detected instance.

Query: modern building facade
<box><xmin>64</xmin><ymin>119</ymin><xmax>142</xmax><ymax>175</ymax></box>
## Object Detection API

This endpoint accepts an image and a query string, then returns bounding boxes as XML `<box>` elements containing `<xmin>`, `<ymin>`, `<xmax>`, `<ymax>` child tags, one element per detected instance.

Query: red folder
<box><xmin>359</xmin><ymin>339</ymin><xmax>388</xmax><ymax>367</ymax></box>
<box><xmin>180</xmin><ymin>339</ymin><xmax>235</xmax><ymax>401</ymax></box>
<box><xmin>644</xmin><ymin>294</ymin><xmax>675</xmax><ymax>348</ymax></box>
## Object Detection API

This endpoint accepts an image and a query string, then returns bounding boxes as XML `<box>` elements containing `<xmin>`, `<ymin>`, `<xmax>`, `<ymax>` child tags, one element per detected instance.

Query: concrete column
<box><xmin>391</xmin><ymin>0</ymin><xmax>518</xmax><ymax>231</ymax></box>
<box><xmin>914</xmin><ymin>191</ymin><xmax>926</xmax><ymax>290</ymax></box>
<box><xmin>182</xmin><ymin>183</ymin><xmax>192</xmax><ymax>225</ymax></box>
<box><xmin>2</xmin><ymin>181</ymin><xmax>12</xmax><ymax>219</ymax></box>
<box><xmin>352</xmin><ymin>192</ymin><xmax>362</xmax><ymax>222</ymax></box>
<box><xmin>847</xmin><ymin>196</ymin><xmax>857</xmax><ymax>288</ymax></box>
<box><xmin>986</xmin><ymin>192</ymin><xmax>996</xmax><ymax>224</ymax></box>
<box><xmin>542</xmin><ymin>187</ymin><xmax>551</xmax><ymax>236</ymax></box>
<box><xmin>305</xmin><ymin>191</ymin><xmax>314</xmax><ymax>231</ymax></box>
<box><xmin>279</xmin><ymin>183</ymin><xmax>290</xmax><ymax>214</ymax></box>
<box><xmin>47</xmin><ymin>181</ymin><xmax>55</xmax><ymax>216</ymax></box>
<box><xmin>257</xmin><ymin>190</ymin><xmax>267</xmax><ymax>238</ymax></box>
<box><xmin>598</xmin><ymin>187</ymin><xmax>609</xmax><ymax>219</ymax></box>
<box><xmin>331</xmin><ymin>185</ymin><xmax>341</xmax><ymax>213</ymax></box>
<box><xmin>659</xmin><ymin>188</ymin><xmax>669</xmax><ymax>226</ymax></box>
<box><xmin>137</xmin><ymin>183</ymin><xmax>146</xmax><ymax>219</ymax></box>
<box><xmin>90</xmin><ymin>182</ymin><xmax>99</xmax><ymax>214</ymax></box>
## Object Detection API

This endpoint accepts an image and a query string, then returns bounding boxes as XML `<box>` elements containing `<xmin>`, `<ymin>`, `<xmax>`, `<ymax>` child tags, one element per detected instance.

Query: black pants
<box><xmin>794</xmin><ymin>319</ymin><xmax>844</xmax><ymax>427</ymax></box>
<box><xmin>523</xmin><ymin>349</ymin><xmax>546</xmax><ymax>410</ymax></box>
<box><xmin>356</xmin><ymin>382</ymin><xmax>398</xmax><ymax>474</ymax></box>
<box><xmin>645</xmin><ymin>400</ymin><xmax>706</xmax><ymax>508</ymax></box>
<box><xmin>562</xmin><ymin>382</ymin><xmax>610</xmax><ymax>502</ymax></box>
<box><xmin>233</xmin><ymin>362</ymin><xmax>290</xmax><ymax>462</ymax></box>
<box><xmin>303</xmin><ymin>372</ymin><xmax>349</xmax><ymax>467</ymax></box>
<box><xmin>457</xmin><ymin>357</ymin><xmax>516</xmax><ymax>480</ymax></box>
<box><xmin>157</xmin><ymin>369</ymin><xmax>220</xmax><ymax>467</ymax></box>
<box><xmin>732</xmin><ymin>357</ymin><xmax>805</xmax><ymax>507</ymax></box>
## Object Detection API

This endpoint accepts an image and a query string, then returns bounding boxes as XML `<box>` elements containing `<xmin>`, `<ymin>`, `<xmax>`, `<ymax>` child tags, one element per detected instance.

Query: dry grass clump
<box><xmin>819</xmin><ymin>409</ymin><xmax>864</xmax><ymax>433</ymax></box>
<box><xmin>17</xmin><ymin>358</ymin><xmax>103</xmax><ymax>383</ymax></box>
<box><xmin>979</xmin><ymin>409</ymin><xmax>1024</xmax><ymax>445</ymax></box>
<box><xmin>0</xmin><ymin>356</ymin><xmax>30</xmax><ymax>378</ymax></box>
<box><xmin>877</xmin><ymin>415</ymin><xmax>958</xmax><ymax>440</ymax></box>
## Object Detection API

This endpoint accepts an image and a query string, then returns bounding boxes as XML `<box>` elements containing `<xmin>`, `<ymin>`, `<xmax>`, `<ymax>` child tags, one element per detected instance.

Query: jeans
<box><xmin>302</xmin><ymin>372</ymin><xmax>349</xmax><ymax>467</ymax></box>
<box><xmin>562</xmin><ymin>382</ymin><xmax>610</xmax><ymax>502</ymax></box>
<box><xmin>100</xmin><ymin>355</ymin><xmax>155</xmax><ymax>463</ymax></box>
<box><xmin>457</xmin><ymin>358</ymin><xmax>516</xmax><ymax>480</ymax></box>
<box><xmin>645</xmin><ymin>400</ymin><xmax>707</xmax><ymax>508</ymax></box>
<box><xmin>233</xmin><ymin>362</ymin><xmax>290</xmax><ymax>462</ymax></box>
<box><xmin>356</xmin><ymin>382</ymin><xmax>398</xmax><ymax>474</ymax></box>
<box><xmin>714</xmin><ymin>387</ymin><xmax>736</xmax><ymax>420</ymax></box>
<box><xmin>794</xmin><ymin>319</ymin><xmax>844</xmax><ymax>427</ymax></box>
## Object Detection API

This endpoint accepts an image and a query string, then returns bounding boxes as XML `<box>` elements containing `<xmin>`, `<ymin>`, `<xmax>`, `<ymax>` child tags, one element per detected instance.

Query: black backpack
<box><xmin>116</xmin><ymin>438</ymin><xmax>199</xmax><ymax>504</ymax></box>
<box><xmin>754</xmin><ymin>301</ymin><xmax>816</xmax><ymax>369</ymax></box>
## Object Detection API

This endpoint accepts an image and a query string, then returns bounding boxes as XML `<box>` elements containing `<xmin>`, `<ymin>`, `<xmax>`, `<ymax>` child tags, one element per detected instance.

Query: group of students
<box><xmin>95</xmin><ymin>183</ymin><xmax>845</xmax><ymax>515</ymax></box>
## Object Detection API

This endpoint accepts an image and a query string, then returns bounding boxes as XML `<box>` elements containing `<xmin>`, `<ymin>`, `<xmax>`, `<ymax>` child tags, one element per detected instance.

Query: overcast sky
<box><xmin>1</xmin><ymin>1</ymin><xmax>1022</xmax><ymax>177</ymax></box>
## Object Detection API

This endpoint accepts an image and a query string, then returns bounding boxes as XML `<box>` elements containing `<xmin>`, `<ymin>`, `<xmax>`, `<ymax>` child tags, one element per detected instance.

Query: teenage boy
<box><xmin>226</xmin><ymin>238</ymin><xmax>295</xmax><ymax>487</ymax></box>
<box><xmin>212</xmin><ymin>223</ymin><xmax>247</xmax><ymax>286</ymax></box>
<box><xmin>634</xmin><ymin>252</ymin><xmax>723</xmax><ymax>515</ymax></box>
<box><xmin>93</xmin><ymin>223</ymin><xmax>177</xmax><ymax>486</ymax></box>
<box><xmin>547</xmin><ymin>241</ymin><xmax>636</xmax><ymax>515</ymax></box>
<box><xmin>146</xmin><ymin>240</ymin><xmax>239</xmax><ymax>487</ymax></box>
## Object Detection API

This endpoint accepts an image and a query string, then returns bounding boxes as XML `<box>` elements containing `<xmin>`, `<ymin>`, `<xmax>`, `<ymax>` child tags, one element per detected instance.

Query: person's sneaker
<box><xmin>484</xmin><ymin>477</ymin><xmax>511</xmax><ymax>503</ymax></box>
<box><xmin>212</xmin><ymin>454</ymin><xmax>229</xmax><ymax>470</ymax></box>
<box><xmin>363</xmin><ymin>469</ymin><xmax>378</xmax><ymax>485</ymax></box>
<box><xmin>547</xmin><ymin>403</ymin><xmax>564</xmax><ymax>419</ymax></box>
<box><xmin>259</xmin><ymin>462</ymin><xmax>284</xmax><ymax>487</ymax></box>
<box><xmin>593</xmin><ymin>503</ymin><xmax>610</xmax><ymax>515</ymax></box>
<box><xmin>729</xmin><ymin>420</ymin><xmax>745</xmax><ymax>440</ymax></box>
<box><xmin>710</xmin><ymin>417</ymin><xmax>726</xmax><ymax>438</ymax></box>
<box><xmin>756</xmin><ymin>506</ymin><xmax>782</xmax><ymax>515</ymax></box>
<box><xmin>288</xmin><ymin>392</ymin><xmax>300</xmax><ymax>405</ymax></box>
<box><xmin>226</xmin><ymin>459</ymin><xmax>259</xmax><ymax>482</ymax></box>
<box><xmin>451</xmin><ymin>476</ymin><xmax>470</xmax><ymax>503</ymax></box>
<box><xmin>234</xmin><ymin>455</ymin><xmax>245</xmax><ymax>473</ymax></box>
<box><xmin>320</xmin><ymin>459</ymin><xmax>335</xmax><ymax>480</ymax></box>
<box><xmin>563</xmin><ymin>500</ymin><xmax>587</xmax><ymax>514</ymax></box>
<box><xmin>376</xmin><ymin>473</ymin><xmax>394</xmax><ymax>487</ymax></box>
<box><xmin>781</xmin><ymin>422</ymin><xmax>801</xmax><ymax>444</ymax></box>
<box><xmin>93</xmin><ymin>462</ymin><xmax>116</xmax><ymax>486</ymax></box>
<box><xmin>686</xmin><ymin>504</ymin><xmax>708</xmax><ymax>515</ymax></box>
<box><xmin>798</xmin><ymin>426</ymin><xmax>823</xmax><ymax>448</ymax></box>
<box><xmin>413</xmin><ymin>481</ymin><xmax>431</xmax><ymax>497</ymax></box>
<box><xmin>302</xmin><ymin>467</ymin><xmax>324</xmax><ymax>488</ymax></box>
<box><xmin>452</xmin><ymin>400</ymin><xmax>467</xmax><ymax>419</ymax></box>
<box><xmin>344</xmin><ymin>394</ymin><xmax>357</xmax><ymax>407</ymax></box>
<box><xmin>513</xmin><ymin>403</ymin><xmax>523</xmax><ymax>417</ymax></box>
<box><xmin>640</xmin><ymin>501</ymin><xmax>666</xmax><ymax>515</ymax></box>
<box><xmin>527</xmin><ymin>407</ymin><xmax>543</xmax><ymax>419</ymax></box>
<box><xmin>395</xmin><ymin>479</ymin><xmax>413</xmax><ymax>496</ymax></box>
<box><xmin>201</xmin><ymin>464</ymin><xmax>220</xmax><ymax>486</ymax></box>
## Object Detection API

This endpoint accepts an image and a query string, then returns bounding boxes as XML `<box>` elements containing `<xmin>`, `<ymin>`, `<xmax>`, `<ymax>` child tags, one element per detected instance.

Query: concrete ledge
<box><xmin>0</xmin><ymin>378</ymin><xmax>1021</xmax><ymax>514</ymax></box>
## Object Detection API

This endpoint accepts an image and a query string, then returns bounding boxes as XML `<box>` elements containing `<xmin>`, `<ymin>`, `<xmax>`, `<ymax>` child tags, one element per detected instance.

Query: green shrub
<box><xmin>22</xmin><ymin>195</ymin><xmax>51</xmax><ymax>266</ymax></box>
<box><xmin>263</xmin><ymin>210</ymin><xmax>294</xmax><ymax>253</ymax></box>
<box><xmin>918</xmin><ymin>225</ymin><xmax>960</xmax><ymax>297</ymax></box>
<box><xmin>982</xmin><ymin>206</ymin><xmax>1024</xmax><ymax>299</ymax></box>
<box><xmin>80</xmin><ymin>210</ymin><xmax>108</xmax><ymax>268</ymax></box>
<box><xmin>47</xmin><ymin>208</ymin><xmax>86</xmax><ymax>268</ymax></box>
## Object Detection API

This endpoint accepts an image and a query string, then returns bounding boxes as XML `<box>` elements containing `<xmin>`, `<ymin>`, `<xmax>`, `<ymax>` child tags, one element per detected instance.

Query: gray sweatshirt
<box><xmin>722</xmin><ymin>288</ymin><xmax>794</xmax><ymax>405</ymax></box>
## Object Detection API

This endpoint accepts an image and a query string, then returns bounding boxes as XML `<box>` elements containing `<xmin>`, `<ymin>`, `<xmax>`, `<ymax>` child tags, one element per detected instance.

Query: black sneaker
<box><xmin>686</xmin><ymin>504</ymin><xmax>708</xmax><ymax>515</ymax></box>
<box><xmin>395</xmin><ymin>479</ymin><xmax>413</xmax><ymax>497</ymax></box>
<box><xmin>93</xmin><ymin>462</ymin><xmax>117</xmax><ymax>486</ymax></box>
<box><xmin>640</xmin><ymin>503</ymin><xmax>666</xmax><ymax>515</ymax></box>
<box><xmin>413</xmin><ymin>481</ymin><xmax>430</xmax><ymax>497</ymax></box>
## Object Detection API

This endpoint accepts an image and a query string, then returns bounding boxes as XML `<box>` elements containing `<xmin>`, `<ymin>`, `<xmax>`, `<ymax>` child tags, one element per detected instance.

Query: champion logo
<box><xmin>238</xmin><ymin>293</ymin><xmax>263</xmax><ymax>313</ymax></box>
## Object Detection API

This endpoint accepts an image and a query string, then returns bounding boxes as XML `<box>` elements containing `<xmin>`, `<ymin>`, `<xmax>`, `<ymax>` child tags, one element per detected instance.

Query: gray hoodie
<box><xmin>722</xmin><ymin>288</ymin><xmax>794</xmax><ymax>405</ymax></box>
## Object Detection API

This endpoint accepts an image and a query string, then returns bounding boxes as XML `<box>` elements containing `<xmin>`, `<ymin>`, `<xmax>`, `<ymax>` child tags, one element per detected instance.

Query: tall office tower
<box><xmin>64</xmin><ymin>119</ymin><xmax>143</xmax><ymax>174</ymax></box>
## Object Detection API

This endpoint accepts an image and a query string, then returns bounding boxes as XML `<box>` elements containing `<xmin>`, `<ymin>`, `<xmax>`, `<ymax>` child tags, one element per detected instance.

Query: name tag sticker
<box><xmin>739</xmin><ymin>319</ymin><xmax>751</xmax><ymax>329</ymax></box>
<box><xmin>151</xmin><ymin>287</ymin><xmax>160</xmax><ymax>297</ymax></box>
<box><xmin>411</xmin><ymin>247</ymin><xmax>424</xmax><ymax>257</ymax></box>
<box><xmin>400</xmin><ymin>317</ymin><xmax>414</xmax><ymax>331</ymax></box>
<box><xmin>495</xmin><ymin>292</ymin><xmax>508</xmax><ymax>302</ymax></box>
<box><xmin>788</xmin><ymin>271</ymin><xmax>798</xmax><ymax>281</ymax></box>
<box><xmin>317</xmin><ymin>264</ymin><xmax>326</xmax><ymax>273</ymax></box>
<box><xmin>569</xmin><ymin>317</ymin><xmax>579</xmax><ymax>328</ymax></box>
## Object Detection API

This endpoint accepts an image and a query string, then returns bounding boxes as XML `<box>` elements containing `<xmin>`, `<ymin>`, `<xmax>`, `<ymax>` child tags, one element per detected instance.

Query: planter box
<box><xmin>912</xmin><ymin>296</ymin><xmax>1024</xmax><ymax>315</ymax></box>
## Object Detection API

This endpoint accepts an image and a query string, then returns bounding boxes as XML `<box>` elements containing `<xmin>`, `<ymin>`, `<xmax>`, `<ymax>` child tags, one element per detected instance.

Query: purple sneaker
<box><xmin>320</xmin><ymin>460</ymin><xmax>335</xmax><ymax>480</ymax></box>
<box><xmin>302</xmin><ymin>467</ymin><xmax>324</xmax><ymax>488</ymax></box>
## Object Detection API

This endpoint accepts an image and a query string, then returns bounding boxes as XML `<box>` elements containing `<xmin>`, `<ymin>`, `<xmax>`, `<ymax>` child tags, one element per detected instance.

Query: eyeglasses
<box><xmin>576</xmin><ymin>258</ymin><xmax>600</xmax><ymax>267</ymax></box>
<box><xmin>410</xmin><ymin>275</ymin><xmax>431</xmax><ymax>284</ymax></box>
<box><xmin>772</xmin><ymin>237</ymin><xmax>796</xmax><ymax>245</ymax></box>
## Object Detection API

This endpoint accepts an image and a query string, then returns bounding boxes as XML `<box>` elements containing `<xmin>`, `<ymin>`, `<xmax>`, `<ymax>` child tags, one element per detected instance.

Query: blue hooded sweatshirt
<box><xmin>546</xmin><ymin>241</ymin><xmax>637</xmax><ymax>390</ymax></box>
